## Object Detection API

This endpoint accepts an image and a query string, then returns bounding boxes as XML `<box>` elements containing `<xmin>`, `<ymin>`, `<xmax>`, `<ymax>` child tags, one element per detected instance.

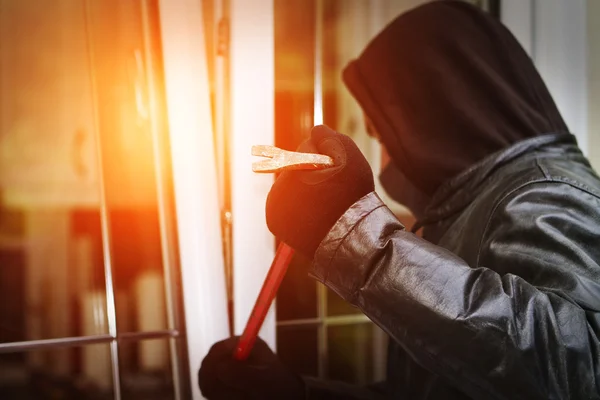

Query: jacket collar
<box><xmin>411</xmin><ymin>133</ymin><xmax>579</xmax><ymax>233</ymax></box>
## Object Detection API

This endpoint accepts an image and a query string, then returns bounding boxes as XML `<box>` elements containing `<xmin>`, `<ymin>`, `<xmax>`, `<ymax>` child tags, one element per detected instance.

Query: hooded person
<box><xmin>198</xmin><ymin>1</ymin><xmax>600</xmax><ymax>399</ymax></box>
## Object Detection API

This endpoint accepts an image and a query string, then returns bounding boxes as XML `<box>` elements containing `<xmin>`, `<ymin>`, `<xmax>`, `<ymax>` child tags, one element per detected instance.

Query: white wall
<box><xmin>502</xmin><ymin>0</ymin><xmax>589</xmax><ymax>155</ymax></box>
<box><xmin>533</xmin><ymin>0</ymin><xmax>588</xmax><ymax>153</ymax></box>
<box><xmin>588</xmin><ymin>0</ymin><xmax>600</xmax><ymax>172</ymax></box>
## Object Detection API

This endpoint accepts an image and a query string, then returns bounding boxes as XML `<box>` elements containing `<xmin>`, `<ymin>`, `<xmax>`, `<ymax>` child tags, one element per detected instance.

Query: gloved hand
<box><xmin>198</xmin><ymin>336</ymin><xmax>305</xmax><ymax>400</ymax></box>
<box><xmin>266</xmin><ymin>125</ymin><xmax>375</xmax><ymax>258</ymax></box>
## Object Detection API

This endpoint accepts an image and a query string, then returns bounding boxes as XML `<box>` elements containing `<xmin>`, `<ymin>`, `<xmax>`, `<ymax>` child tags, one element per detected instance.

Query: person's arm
<box><xmin>311</xmin><ymin>187</ymin><xmax>600</xmax><ymax>400</ymax></box>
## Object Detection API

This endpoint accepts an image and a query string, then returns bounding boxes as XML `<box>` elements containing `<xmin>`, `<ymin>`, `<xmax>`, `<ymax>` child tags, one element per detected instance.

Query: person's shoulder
<box><xmin>488</xmin><ymin>154</ymin><xmax>600</xmax><ymax>226</ymax></box>
<box><xmin>476</xmin><ymin>161</ymin><xmax>600</xmax><ymax>285</ymax></box>
<box><xmin>533</xmin><ymin>156</ymin><xmax>600</xmax><ymax>200</ymax></box>
<box><xmin>483</xmin><ymin>154</ymin><xmax>600</xmax><ymax>212</ymax></box>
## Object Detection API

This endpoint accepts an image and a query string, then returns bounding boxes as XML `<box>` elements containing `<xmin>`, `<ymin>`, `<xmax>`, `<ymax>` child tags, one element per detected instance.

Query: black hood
<box><xmin>343</xmin><ymin>0</ymin><xmax>570</xmax><ymax>201</ymax></box>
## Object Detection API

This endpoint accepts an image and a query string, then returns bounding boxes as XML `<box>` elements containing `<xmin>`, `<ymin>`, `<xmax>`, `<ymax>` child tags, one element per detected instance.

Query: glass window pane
<box><xmin>0</xmin><ymin>1</ymin><xmax>107</xmax><ymax>343</ymax></box>
<box><xmin>274</xmin><ymin>0</ymin><xmax>318</xmax><ymax>322</ymax></box>
<box><xmin>119</xmin><ymin>338</ymin><xmax>175</xmax><ymax>400</ymax></box>
<box><xmin>327</xmin><ymin>323</ymin><xmax>388</xmax><ymax>385</ymax></box>
<box><xmin>326</xmin><ymin>287</ymin><xmax>362</xmax><ymax>317</ymax></box>
<box><xmin>108</xmin><ymin>211</ymin><xmax>168</xmax><ymax>334</ymax></box>
<box><xmin>277</xmin><ymin>253</ymin><xmax>318</xmax><ymax>320</ymax></box>
<box><xmin>321</xmin><ymin>0</ymin><xmax>376</xmax><ymax>161</ymax></box>
<box><xmin>274</xmin><ymin>0</ymin><xmax>316</xmax><ymax>149</ymax></box>
<box><xmin>277</xmin><ymin>325</ymin><xmax>319</xmax><ymax>377</ymax></box>
<box><xmin>0</xmin><ymin>344</ymin><xmax>113</xmax><ymax>400</ymax></box>
<box><xmin>85</xmin><ymin>0</ymin><xmax>173</xmax><ymax>334</ymax></box>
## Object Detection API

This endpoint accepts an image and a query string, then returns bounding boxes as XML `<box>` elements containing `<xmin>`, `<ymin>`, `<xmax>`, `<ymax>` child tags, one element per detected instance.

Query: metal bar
<box><xmin>82</xmin><ymin>2</ymin><xmax>122</xmax><ymax>398</ymax></box>
<box><xmin>214</xmin><ymin>0</ymin><xmax>229</xmax><ymax>211</ymax></box>
<box><xmin>0</xmin><ymin>335</ymin><xmax>114</xmax><ymax>354</ymax></box>
<box><xmin>313</xmin><ymin>0</ymin><xmax>324</xmax><ymax>126</ymax></box>
<box><xmin>277</xmin><ymin>318</ymin><xmax>321</xmax><ymax>328</ymax></box>
<box><xmin>117</xmin><ymin>330</ymin><xmax>179</xmax><ymax>342</ymax></box>
<box><xmin>324</xmin><ymin>314</ymin><xmax>371</xmax><ymax>326</ymax></box>
<box><xmin>278</xmin><ymin>313</ymin><xmax>372</xmax><ymax>328</ymax></box>
<box><xmin>317</xmin><ymin>283</ymin><xmax>328</xmax><ymax>379</ymax></box>
<box><xmin>215</xmin><ymin>0</ymin><xmax>235</xmax><ymax>337</ymax></box>
<box><xmin>139</xmin><ymin>1</ymin><xmax>186</xmax><ymax>399</ymax></box>
<box><xmin>314</xmin><ymin>0</ymin><xmax>328</xmax><ymax>380</ymax></box>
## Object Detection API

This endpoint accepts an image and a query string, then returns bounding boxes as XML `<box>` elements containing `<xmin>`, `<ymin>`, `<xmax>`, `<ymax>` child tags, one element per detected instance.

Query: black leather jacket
<box><xmin>304</xmin><ymin>134</ymin><xmax>600</xmax><ymax>399</ymax></box>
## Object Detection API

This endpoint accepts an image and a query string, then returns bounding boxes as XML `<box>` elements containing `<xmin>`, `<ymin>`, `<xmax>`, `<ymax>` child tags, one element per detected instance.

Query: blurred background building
<box><xmin>0</xmin><ymin>0</ymin><xmax>596</xmax><ymax>399</ymax></box>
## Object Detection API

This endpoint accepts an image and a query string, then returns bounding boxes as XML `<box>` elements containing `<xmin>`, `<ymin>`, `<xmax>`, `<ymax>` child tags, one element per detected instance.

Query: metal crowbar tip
<box><xmin>251</xmin><ymin>145</ymin><xmax>334</xmax><ymax>173</ymax></box>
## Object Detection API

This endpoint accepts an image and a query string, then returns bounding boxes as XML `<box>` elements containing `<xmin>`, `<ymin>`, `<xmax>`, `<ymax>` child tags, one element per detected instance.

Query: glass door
<box><xmin>0</xmin><ymin>1</ymin><xmax>189</xmax><ymax>398</ymax></box>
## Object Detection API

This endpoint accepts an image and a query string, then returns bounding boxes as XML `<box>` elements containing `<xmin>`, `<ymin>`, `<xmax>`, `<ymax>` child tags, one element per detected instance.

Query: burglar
<box><xmin>198</xmin><ymin>1</ymin><xmax>600</xmax><ymax>399</ymax></box>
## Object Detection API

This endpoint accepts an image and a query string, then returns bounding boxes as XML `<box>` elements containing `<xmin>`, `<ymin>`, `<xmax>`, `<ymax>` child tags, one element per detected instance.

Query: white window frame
<box><xmin>228</xmin><ymin>0</ymin><xmax>277</xmax><ymax>347</ymax></box>
<box><xmin>160</xmin><ymin>2</ymin><xmax>277</xmax><ymax>398</ymax></box>
<box><xmin>158</xmin><ymin>1</ymin><xmax>230</xmax><ymax>399</ymax></box>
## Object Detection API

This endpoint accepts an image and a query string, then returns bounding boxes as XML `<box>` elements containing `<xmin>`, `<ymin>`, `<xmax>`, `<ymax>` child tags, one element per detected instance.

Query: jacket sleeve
<box><xmin>311</xmin><ymin>189</ymin><xmax>600</xmax><ymax>400</ymax></box>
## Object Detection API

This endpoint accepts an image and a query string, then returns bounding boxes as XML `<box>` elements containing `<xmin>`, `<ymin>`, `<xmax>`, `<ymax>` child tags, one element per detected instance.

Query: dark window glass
<box><xmin>0</xmin><ymin>344</ymin><xmax>113</xmax><ymax>400</ymax></box>
<box><xmin>119</xmin><ymin>338</ymin><xmax>175</xmax><ymax>400</ymax></box>
<box><xmin>277</xmin><ymin>325</ymin><xmax>319</xmax><ymax>377</ymax></box>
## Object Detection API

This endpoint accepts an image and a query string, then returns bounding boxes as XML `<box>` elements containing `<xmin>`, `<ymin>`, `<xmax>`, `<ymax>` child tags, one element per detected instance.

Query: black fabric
<box><xmin>308</xmin><ymin>134</ymin><xmax>600</xmax><ymax>399</ymax></box>
<box><xmin>378</xmin><ymin>161</ymin><xmax>431</xmax><ymax>221</ymax></box>
<box><xmin>198</xmin><ymin>336</ymin><xmax>305</xmax><ymax>400</ymax></box>
<box><xmin>343</xmin><ymin>0</ymin><xmax>569</xmax><ymax>198</ymax></box>
<box><xmin>266</xmin><ymin>125</ymin><xmax>374</xmax><ymax>258</ymax></box>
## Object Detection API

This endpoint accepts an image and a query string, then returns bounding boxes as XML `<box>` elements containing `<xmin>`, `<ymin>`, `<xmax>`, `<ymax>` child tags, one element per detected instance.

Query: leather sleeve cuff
<box><xmin>310</xmin><ymin>192</ymin><xmax>404</xmax><ymax>301</ymax></box>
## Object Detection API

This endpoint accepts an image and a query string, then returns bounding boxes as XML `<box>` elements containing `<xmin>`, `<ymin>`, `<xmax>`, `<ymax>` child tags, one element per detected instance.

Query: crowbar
<box><xmin>234</xmin><ymin>145</ymin><xmax>335</xmax><ymax>360</ymax></box>
<box><xmin>251</xmin><ymin>145</ymin><xmax>334</xmax><ymax>173</ymax></box>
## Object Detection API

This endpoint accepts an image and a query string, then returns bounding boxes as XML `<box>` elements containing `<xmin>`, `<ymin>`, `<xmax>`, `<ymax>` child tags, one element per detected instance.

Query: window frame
<box><xmin>157</xmin><ymin>0</ymin><xmax>231</xmax><ymax>399</ymax></box>
<box><xmin>228</xmin><ymin>0</ymin><xmax>278</xmax><ymax>349</ymax></box>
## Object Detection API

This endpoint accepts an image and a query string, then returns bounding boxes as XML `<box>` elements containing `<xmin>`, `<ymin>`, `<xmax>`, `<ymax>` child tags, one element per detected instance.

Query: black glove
<box><xmin>266</xmin><ymin>125</ymin><xmax>375</xmax><ymax>258</ymax></box>
<box><xmin>198</xmin><ymin>336</ymin><xmax>305</xmax><ymax>400</ymax></box>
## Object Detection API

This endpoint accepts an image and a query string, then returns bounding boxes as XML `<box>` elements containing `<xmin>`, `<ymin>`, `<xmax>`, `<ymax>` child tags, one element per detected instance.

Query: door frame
<box><xmin>158</xmin><ymin>1</ymin><xmax>231</xmax><ymax>399</ymax></box>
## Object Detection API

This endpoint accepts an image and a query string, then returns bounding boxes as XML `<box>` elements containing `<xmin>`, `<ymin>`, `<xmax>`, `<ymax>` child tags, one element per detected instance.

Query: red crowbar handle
<box><xmin>234</xmin><ymin>242</ymin><xmax>295</xmax><ymax>360</ymax></box>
